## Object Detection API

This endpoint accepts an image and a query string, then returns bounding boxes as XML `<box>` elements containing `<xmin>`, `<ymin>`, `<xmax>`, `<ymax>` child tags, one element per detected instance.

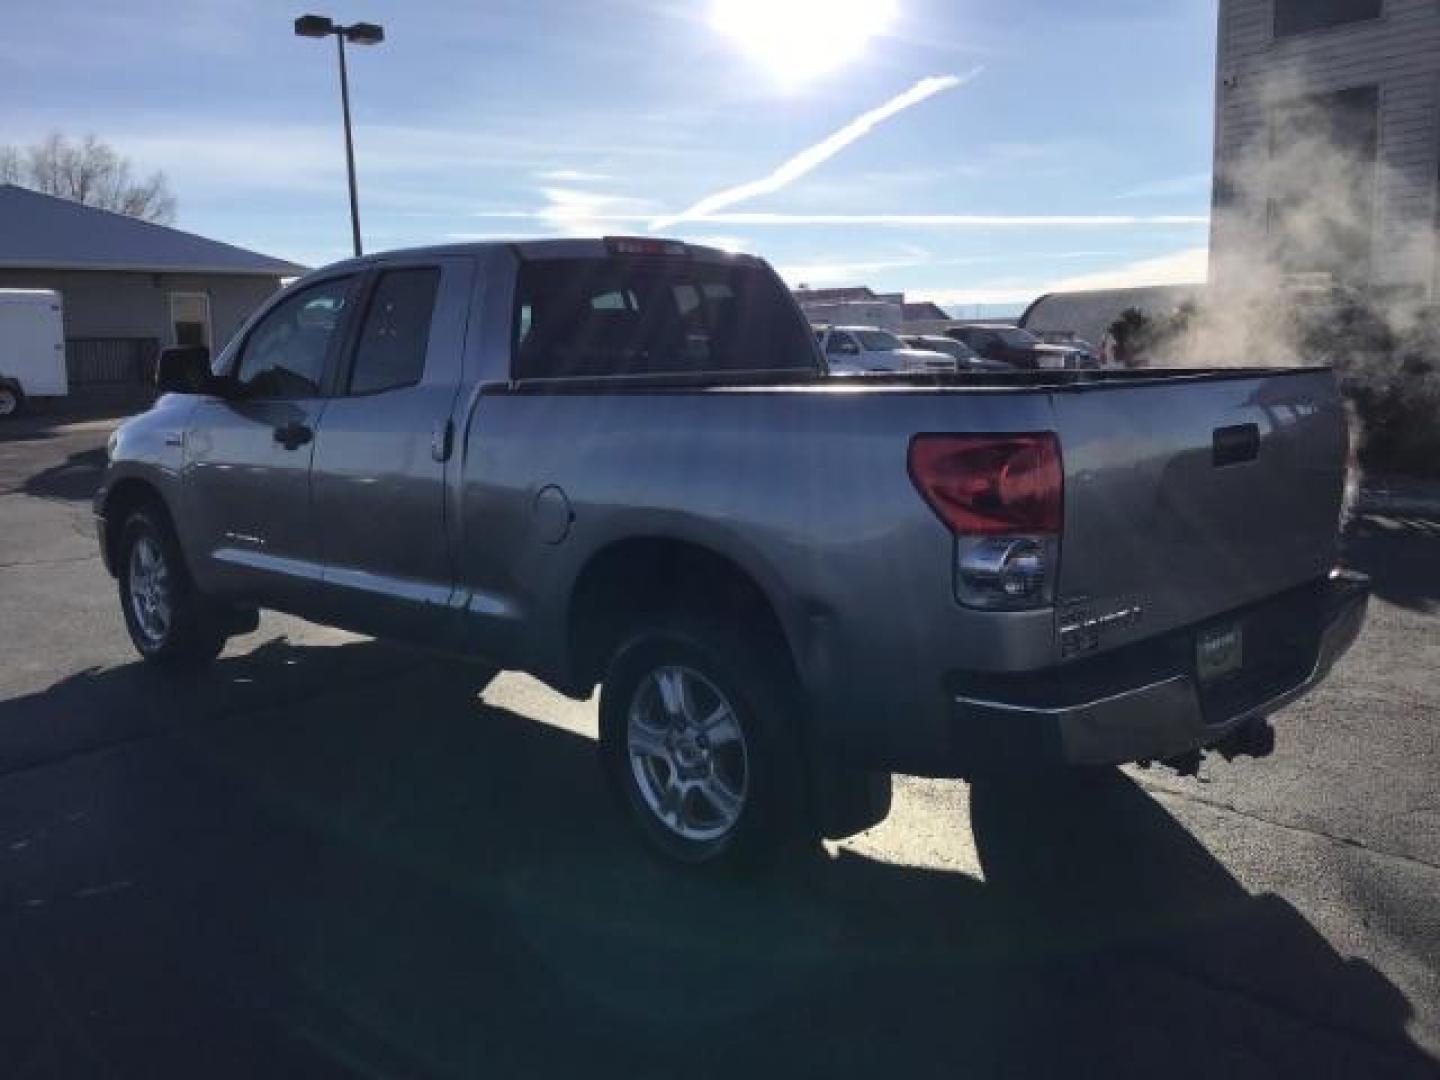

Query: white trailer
<box><xmin>0</xmin><ymin>289</ymin><xmax>67</xmax><ymax>417</ymax></box>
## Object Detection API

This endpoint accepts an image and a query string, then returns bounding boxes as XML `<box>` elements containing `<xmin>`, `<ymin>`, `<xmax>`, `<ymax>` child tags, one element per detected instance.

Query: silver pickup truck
<box><xmin>95</xmin><ymin>238</ymin><xmax>1368</xmax><ymax>868</ymax></box>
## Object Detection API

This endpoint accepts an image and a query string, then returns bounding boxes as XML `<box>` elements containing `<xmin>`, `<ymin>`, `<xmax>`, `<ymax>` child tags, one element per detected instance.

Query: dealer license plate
<box><xmin>1196</xmin><ymin>622</ymin><xmax>1244</xmax><ymax>683</ymax></box>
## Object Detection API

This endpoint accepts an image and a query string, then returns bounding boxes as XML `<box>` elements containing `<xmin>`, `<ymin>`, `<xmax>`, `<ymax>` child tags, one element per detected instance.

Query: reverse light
<box><xmin>907</xmin><ymin>433</ymin><xmax>1063</xmax><ymax>610</ymax></box>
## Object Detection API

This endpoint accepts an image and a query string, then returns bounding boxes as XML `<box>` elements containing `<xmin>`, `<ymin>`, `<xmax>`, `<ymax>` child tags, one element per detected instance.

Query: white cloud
<box><xmin>535</xmin><ymin>187</ymin><xmax>660</xmax><ymax>236</ymax></box>
<box><xmin>1048</xmin><ymin>246</ymin><xmax>1209</xmax><ymax>290</ymax></box>
<box><xmin>909</xmin><ymin>246</ymin><xmax>1209</xmax><ymax>309</ymax></box>
<box><xmin>670</xmin><ymin>212</ymin><xmax>1209</xmax><ymax>227</ymax></box>
<box><xmin>650</xmin><ymin>71</ymin><xmax>980</xmax><ymax>229</ymax></box>
<box><xmin>775</xmin><ymin>255</ymin><xmax>928</xmax><ymax>286</ymax></box>
<box><xmin>1113</xmin><ymin>171</ymin><xmax>1212</xmax><ymax>200</ymax></box>
<box><xmin>469</xmin><ymin>208</ymin><xmax>1210</xmax><ymax>228</ymax></box>
<box><xmin>671</xmin><ymin>233</ymin><xmax>750</xmax><ymax>252</ymax></box>
<box><xmin>535</xmin><ymin>169</ymin><xmax>613</xmax><ymax>183</ymax></box>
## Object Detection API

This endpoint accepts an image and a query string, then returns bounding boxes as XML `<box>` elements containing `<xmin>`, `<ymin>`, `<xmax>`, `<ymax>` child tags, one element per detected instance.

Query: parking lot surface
<box><xmin>2</xmin><ymin>415</ymin><xmax>1437</xmax><ymax>1078</ymax></box>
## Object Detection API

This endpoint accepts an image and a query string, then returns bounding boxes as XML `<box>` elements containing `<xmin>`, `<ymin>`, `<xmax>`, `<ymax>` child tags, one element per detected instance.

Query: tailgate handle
<box><xmin>1213</xmin><ymin>423</ymin><xmax>1260</xmax><ymax>466</ymax></box>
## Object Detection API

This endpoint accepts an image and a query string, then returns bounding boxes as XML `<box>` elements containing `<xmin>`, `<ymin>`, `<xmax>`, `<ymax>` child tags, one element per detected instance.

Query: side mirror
<box><xmin>156</xmin><ymin>345</ymin><xmax>217</xmax><ymax>395</ymax></box>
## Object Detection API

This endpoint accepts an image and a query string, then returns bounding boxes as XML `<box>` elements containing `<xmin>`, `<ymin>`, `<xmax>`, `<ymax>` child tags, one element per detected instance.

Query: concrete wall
<box><xmin>0</xmin><ymin>269</ymin><xmax>281</xmax><ymax>350</ymax></box>
<box><xmin>1213</xmin><ymin>0</ymin><xmax>1440</xmax><ymax>294</ymax></box>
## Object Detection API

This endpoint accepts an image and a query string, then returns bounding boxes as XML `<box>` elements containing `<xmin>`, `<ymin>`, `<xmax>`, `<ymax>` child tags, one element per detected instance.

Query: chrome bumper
<box><xmin>951</xmin><ymin>571</ymin><xmax>1369</xmax><ymax>770</ymax></box>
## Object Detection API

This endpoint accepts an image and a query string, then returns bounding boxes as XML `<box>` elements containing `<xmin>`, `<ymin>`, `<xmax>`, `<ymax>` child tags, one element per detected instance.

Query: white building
<box><xmin>1211</xmin><ymin>0</ymin><xmax>1440</xmax><ymax>298</ymax></box>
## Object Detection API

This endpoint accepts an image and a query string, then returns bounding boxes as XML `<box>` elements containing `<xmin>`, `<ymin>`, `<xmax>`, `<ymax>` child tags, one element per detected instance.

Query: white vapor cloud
<box><xmin>649</xmin><ymin>71</ymin><xmax>980</xmax><ymax>229</ymax></box>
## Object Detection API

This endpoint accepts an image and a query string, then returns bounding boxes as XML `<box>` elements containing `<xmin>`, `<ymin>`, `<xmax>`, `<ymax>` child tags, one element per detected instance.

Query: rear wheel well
<box><xmin>567</xmin><ymin>539</ymin><xmax>797</xmax><ymax>696</ymax></box>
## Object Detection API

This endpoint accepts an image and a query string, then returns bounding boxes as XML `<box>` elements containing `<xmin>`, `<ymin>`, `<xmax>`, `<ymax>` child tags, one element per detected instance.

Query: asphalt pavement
<box><xmin>1</xmin><ymin>413</ymin><xmax>1437</xmax><ymax>1079</ymax></box>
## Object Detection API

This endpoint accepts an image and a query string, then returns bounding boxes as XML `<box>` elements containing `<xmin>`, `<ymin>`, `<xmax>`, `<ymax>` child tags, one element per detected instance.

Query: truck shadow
<box><xmin>20</xmin><ymin>445</ymin><xmax>107</xmax><ymax>502</ymax></box>
<box><xmin>0</xmin><ymin>640</ymin><xmax>1432</xmax><ymax>1078</ymax></box>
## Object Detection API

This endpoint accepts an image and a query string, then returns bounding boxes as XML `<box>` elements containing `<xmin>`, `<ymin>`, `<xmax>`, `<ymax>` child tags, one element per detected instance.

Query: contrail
<box><xmin>671</xmin><ymin>212</ymin><xmax>1210</xmax><ymax>227</ymax></box>
<box><xmin>468</xmin><ymin>209</ymin><xmax>1208</xmax><ymax>228</ymax></box>
<box><xmin>649</xmin><ymin>70</ymin><xmax>981</xmax><ymax>230</ymax></box>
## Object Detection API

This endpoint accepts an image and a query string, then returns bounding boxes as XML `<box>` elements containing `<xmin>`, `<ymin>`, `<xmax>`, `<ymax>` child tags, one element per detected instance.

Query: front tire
<box><xmin>118</xmin><ymin>509</ymin><xmax>226</xmax><ymax>668</ymax></box>
<box><xmin>0</xmin><ymin>383</ymin><xmax>24</xmax><ymax>419</ymax></box>
<box><xmin>599</xmin><ymin>615</ymin><xmax>816</xmax><ymax>869</ymax></box>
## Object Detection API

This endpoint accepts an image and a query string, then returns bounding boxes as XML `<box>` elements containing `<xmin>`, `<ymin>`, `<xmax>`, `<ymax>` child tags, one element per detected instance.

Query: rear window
<box><xmin>513</xmin><ymin>257</ymin><xmax>814</xmax><ymax>380</ymax></box>
<box><xmin>855</xmin><ymin>330</ymin><xmax>904</xmax><ymax>351</ymax></box>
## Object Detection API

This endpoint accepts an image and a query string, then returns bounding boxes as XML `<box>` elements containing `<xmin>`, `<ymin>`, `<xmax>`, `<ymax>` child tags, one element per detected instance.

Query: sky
<box><xmin>1</xmin><ymin>0</ymin><xmax>1219</xmax><ymax>315</ymax></box>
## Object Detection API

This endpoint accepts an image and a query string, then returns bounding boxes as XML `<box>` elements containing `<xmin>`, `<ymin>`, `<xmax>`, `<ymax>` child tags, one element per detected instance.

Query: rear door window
<box><xmin>347</xmin><ymin>267</ymin><xmax>441</xmax><ymax>395</ymax></box>
<box><xmin>513</xmin><ymin>257</ymin><xmax>813</xmax><ymax>379</ymax></box>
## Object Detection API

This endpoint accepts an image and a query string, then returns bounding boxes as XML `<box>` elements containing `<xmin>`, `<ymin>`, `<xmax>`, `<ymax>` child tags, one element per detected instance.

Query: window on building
<box><xmin>1266</xmin><ymin>85</ymin><xmax>1379</xmax><ymax>282</ymax></box>
<box><xmin>347</xmin><ymin>268</ymin><xmax>440</xmax><ymax>395</ymax></box>
<box><xmin>170</xmin><ymin>292</ymin><xmax>211</xmax><ymax>348</ymax></box>
<box><xmin>1274</xmin><ymin>0</ymin><xmax>1382</xmax><ymax>39</ymax></box>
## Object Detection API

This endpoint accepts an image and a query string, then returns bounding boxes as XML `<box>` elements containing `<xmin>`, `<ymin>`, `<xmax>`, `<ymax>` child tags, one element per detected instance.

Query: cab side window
<box><xmin>235</xmin><ymin>277</ymin><xmax>354</xmax><ymax>399</ymax></box>
<box><xmin>347</xmin><ymin>268</ymin><xmax>441</xmax><ymax>395</ymax></box>
<box><xmin>827</xmin><ymin>332</ymin><xmax>859</xmax><ymax>356</ymax></box>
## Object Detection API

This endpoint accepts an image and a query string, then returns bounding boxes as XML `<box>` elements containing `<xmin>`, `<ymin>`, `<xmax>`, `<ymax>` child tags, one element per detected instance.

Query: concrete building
<box><xmin>0</xmin><ymin>184</ymin><xmax>304</xmax><ymax>393</ymax></box>
<box><xmin>1211</xmin><ymin>0</ymin><xmax>1440</xmax><ymax>297</ymax></box>
<box><xmin>792</xmin><ymin>285</ymin><xmax>957</xmax><ymax>331</ymax></box>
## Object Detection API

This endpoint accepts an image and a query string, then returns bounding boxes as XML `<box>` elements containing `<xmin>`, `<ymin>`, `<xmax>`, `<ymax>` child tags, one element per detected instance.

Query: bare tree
<box><xmin>1</xmin><ymin>133</ymin><xmax>176</xmax><ymax>224</ymax></box>
<box><xmin>0</xmin><ymin>146</ymin><xmax>21</xmax><ymax>185</ymax></box>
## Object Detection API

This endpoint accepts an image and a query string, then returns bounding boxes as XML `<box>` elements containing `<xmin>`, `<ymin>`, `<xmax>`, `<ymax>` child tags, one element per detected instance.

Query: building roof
<box><xmin>901</xmin><ymin>301</ymin><xmax>950</xmax><ymax>321</ymax></box>
<box><xmin>793</xmin><ymin>286</ymin><xmax>879</xmax><ymax>304</ymax></box>
<box><xmin>1019</xmin><ymin>284</ymin><xmax>1205</xmax><ymax>346</ymax></box>
<box><xmin>0</xmin><ymin>184</ymin><xmax>307</xmax><ymax>277</ymax></box>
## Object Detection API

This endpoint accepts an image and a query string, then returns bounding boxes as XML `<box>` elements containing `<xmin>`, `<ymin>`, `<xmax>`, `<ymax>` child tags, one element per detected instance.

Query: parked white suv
<box><xmin>814</xmin><ymin>325</ymin><xmax>956</xmax><ymax>375</ymax></box>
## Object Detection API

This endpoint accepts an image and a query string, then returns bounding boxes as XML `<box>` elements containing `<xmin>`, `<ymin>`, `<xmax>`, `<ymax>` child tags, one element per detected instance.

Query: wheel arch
<box><xmin>564</xmin><ymin>535</ymin><xmax>802</xmax><ymax>700</ymax></box>
<box><xmin>100</xmin><ymin>477</ymin><xmax>176</xmax><ymax>578</ymax></box>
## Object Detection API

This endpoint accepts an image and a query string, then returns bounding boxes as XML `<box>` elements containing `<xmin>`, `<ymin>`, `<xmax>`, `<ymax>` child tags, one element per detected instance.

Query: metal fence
<box><xmin>65</xmin><ymin>338</ymin><xmax>160</xmax><ymax>386</ymax></box>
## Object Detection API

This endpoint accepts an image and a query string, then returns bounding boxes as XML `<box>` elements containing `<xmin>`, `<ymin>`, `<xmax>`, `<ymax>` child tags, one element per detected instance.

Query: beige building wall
<box><xmin>0</xmin><ymin>269</ymin><xmax>281</xmax><ymax>349</ymax></box>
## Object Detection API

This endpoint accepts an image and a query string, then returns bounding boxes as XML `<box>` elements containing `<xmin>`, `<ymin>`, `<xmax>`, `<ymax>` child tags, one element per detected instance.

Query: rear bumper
<box><xmin>947</xmin><ymin>571</ymin><xmax>1369</xmax><ymax>773</ymax></box>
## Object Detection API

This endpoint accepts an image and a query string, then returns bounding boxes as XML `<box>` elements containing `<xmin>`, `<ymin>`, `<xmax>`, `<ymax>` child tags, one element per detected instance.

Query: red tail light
<box><xmin>908</xmin><ymin>433</ymin><xmax>1063</xmax><ymax>535</ymax></box>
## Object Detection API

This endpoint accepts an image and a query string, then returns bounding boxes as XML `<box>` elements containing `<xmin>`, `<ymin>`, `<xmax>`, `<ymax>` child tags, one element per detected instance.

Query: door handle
<box><xmin>273</xmin><ymin>421</ymin><xmax>313</xmax><ymax>451</ymax></box>
<box><xmin>431</xmin><ymin>418</ymin><xmax>454</xmax><ymax>463</ymax></box>
<box><xmin>1213</xmin><ymin>423</ymin><xmax>1259</xmax><ymax>466</ymax></box>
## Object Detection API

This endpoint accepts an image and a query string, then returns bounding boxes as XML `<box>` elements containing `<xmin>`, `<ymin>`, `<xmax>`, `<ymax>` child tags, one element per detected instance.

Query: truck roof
<box><xmin>299</xmin><ymin>238</ymin><xmax>763</xmax><ymax>279</ymax></box>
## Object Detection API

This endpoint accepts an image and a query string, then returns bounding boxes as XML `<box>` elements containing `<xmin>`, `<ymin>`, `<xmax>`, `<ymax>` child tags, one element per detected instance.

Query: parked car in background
<box><xmin>946</xmin><ymin>323</ymin><xmax>1085</xmax><ymax>370</ymax></box>
<box><xmin>815</xmin><ymin>325</ymin><xmax>956</xmax><ymax>374</ymax></box>
<box><xmin>0</xmin><ymin>289</ymin><xmax>67</xmax><ymax>417</ymax></box>
<box><xmin>95</xmin><ymin>237</ymin><xmax>1367</xmax><ymax>870</ymax></box>
<box><xmin>1032</xmin><ymin>330</ymin><xmax>1100</xmax><ymax>366</ymax></box>
<box><xmin>901</xmin><ymin>334</ymin><xmax>1016</xmax><ymax>372</ymax></box>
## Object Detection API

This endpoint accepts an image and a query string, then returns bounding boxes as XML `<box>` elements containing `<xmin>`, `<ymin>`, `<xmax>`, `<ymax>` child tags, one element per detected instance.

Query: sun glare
<box><xmin>709</xmin><ymin>0</ymin><xmax>898</xmax><ymax>87</ymax></box>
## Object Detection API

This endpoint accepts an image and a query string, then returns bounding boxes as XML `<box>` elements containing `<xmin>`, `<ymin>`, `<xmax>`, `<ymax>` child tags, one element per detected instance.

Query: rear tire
<box><xmin>118</xmin><ymin>508</ymin><xmax>226</xmax><ymax>668</ymax></box>
<box><xmin>599</xmin><ymin>614</ymin><xmax>817</xmax><ymax>870</ymax></box>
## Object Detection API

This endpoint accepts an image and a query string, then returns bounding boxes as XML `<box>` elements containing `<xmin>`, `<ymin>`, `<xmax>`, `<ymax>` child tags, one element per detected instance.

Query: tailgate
<box><xmin>1053</xmin><ymin>368</ymin><xmax>1347</xmax><ymax>657</ymax></box>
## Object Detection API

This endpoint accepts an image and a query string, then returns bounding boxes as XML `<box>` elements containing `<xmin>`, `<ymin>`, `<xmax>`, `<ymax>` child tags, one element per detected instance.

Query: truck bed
<box><xmin>501</xmin><ymin>365</ymin><xmax>1331</xmax><ymax>394</ymax></box>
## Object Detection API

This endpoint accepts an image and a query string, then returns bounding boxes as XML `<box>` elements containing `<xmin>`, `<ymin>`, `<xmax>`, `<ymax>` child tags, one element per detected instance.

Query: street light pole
<box><xmin>334</xmin><ymin>31</ymin><xmax>362</xmax><ymax>257</ymax></box>
<box><xmin>294</xmin><ymin>15</ymin><xmax>385</xmax><ymax>258</ymax></box>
